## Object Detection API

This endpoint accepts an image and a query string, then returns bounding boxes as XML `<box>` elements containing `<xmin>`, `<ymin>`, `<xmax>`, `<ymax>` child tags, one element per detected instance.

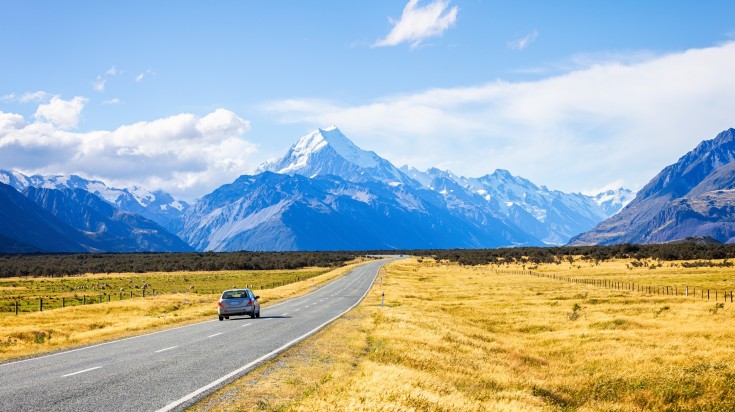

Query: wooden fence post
<box><xmin>83</xmin><ymin>295</ymin><xmax>86</xmax><ymax>305</ymax></box>
<box><xmin>39</xmin><ymin>298</ymin><xmax>43</xmax><ymax>312</ymax></box>
<box><xmin>686</xmin><ymin>286</ymin><xmax>688</xmax><ymax>297</ymax></box>
<box><xmin>15</xmin><ymin>301</ymin><xmax>18</xmax><ymax>315</ymax></box>
<box><xmin>62</xmin><ymin>297</ymin><xmax>65</xmax><ymax>308</ymax></box>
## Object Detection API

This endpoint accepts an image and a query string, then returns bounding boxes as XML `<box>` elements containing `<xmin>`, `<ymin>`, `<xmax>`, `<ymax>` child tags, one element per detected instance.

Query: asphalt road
<box><xmin>0</xmin><ymin>258</ymin><xmax>393</xmax><ymax>412</ymax></box>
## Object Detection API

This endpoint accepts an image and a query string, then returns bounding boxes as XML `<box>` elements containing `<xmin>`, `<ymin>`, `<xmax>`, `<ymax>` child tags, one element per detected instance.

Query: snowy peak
<box><xmin>0</xmin><ymin>169</ymin><xmax>189</xmax><ymax>231</ymax></box>
<box><xmin>592</xmin><ymin>188</ymin><xmax>635</xmax><ymax>216</ymax></box>
<box><xmin>259</xmin><ymin>126</ymin><xmax>411</xmax><ymax>186</ymax></box>
<box><xmin>269</xmin><ymin>126</ymin><xmax>380</xmax><ymax>173</ymax></box>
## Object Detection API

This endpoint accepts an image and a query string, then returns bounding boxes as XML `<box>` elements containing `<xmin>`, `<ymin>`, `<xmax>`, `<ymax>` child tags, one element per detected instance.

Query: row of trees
<box><xmin>0</xmin><ymin>251</ymin><xmax>359</xmax><ymax>278</ymax></box>
<box><xmin>383</xmin><ymin>243</ymin><xmax>735</xmax><ymax>266</ymax></box>
<box><xmin>4</xmin><ymin>242</ymin><xmax>735</xmax><ymax>277</ymax></box>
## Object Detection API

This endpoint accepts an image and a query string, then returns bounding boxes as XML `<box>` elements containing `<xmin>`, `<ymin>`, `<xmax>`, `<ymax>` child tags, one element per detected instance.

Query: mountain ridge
<box><xmin>570</xmin><ymin>128</ymin><xmax>735</xmax><ymax>245</ymax></box>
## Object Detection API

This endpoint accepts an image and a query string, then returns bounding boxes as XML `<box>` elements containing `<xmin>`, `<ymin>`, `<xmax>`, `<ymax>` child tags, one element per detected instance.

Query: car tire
<box><xmin>218</xmin><ymin>315</ymin><xmax>223</xmax><ymax>321</ymax></box>
<box><xmin>225</xmin><ymin>316</ymin><xmax>229</xmax><ymax>320</ymax></box>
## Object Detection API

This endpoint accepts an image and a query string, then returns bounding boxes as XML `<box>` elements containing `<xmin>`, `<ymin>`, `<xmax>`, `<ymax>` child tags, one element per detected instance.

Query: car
<box><xmin>217</xmin><ymin>288</ymin><xmax>261</xmax><ymax>321</ymax></box>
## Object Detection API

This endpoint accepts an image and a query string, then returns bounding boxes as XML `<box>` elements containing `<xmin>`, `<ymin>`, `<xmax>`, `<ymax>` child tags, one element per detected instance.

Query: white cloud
<box><xmin>508</xmin><ymin>30</ymin><xmax>538</xmax><ymax>50</ymax></box>
<box><xmin>33</xmin><ymin>96</ymin><xmax>87</xmax><ymax>129</ymax></box>
<box><xmin>374</xmin><ymin>0</ymin><xmax>458</xmax><ymax>48</ymax></box>
<box><xmin>136</xmin><ymin>69</ymin><xmax>155</xmax><ymax>82</ymax></box>
<box><xmin>265</xmin><ymin>41</ymin><xmax>735</xmax><ymax>193</ymax></box>
<box><xmin>105</xmin><ymin>65</ymin><xmax>121</xmax><ymax>76</ymax></box>
<box><xmin>0</xmin><ymin>104</ymin><xmax>256</xmax><ymax>200</ymax></box>
<box><xmin>2</xmin><ymin>91</ymin><xmax>52</xmax><ymax>103</ymax></box>
<box><xmin>93</xmin><ymin>75</ymin><xmax>106</xmax><ymax>92</ymax></box>
<box><xmin>102</xmin><ymin>98</ymin><xmax>122</xmax><ymax>105</ymax></box>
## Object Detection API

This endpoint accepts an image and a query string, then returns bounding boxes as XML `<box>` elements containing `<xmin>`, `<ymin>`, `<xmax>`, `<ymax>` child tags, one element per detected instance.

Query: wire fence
<box><xmin>499</xmin><ymin>269</ymin><xmax>734</xmax><ymax>303</ymax></box>
<box><xmin>1</xmin><ymin>278</ymin><xmax>305</xmax><ymax>316</ymax></box>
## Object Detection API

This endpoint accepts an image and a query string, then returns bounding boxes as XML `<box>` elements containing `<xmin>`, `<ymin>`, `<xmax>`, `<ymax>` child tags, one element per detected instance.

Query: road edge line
<box><xmin>155</xmin><ymin>259</ymin><xmax>389</xmax><ymax>412</ymax></box>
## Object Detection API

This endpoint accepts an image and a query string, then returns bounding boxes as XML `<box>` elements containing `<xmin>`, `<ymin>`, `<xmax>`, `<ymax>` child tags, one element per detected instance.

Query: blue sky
<box><xmin>1</xmin><ymin>1</ymin><xmax>735</xmax><ymax>200</ymax></box>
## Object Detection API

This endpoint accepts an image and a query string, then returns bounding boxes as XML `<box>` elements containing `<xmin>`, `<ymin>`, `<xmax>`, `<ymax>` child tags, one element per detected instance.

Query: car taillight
<box><xmin>217</xmin><ymin>302</ymin><xmax>222</xmax><ymax>307</ymax></box>
<box><xmin>246</xmin><ymin>299</ymin><xmax>253</xmax><ymax>306</ymax></box>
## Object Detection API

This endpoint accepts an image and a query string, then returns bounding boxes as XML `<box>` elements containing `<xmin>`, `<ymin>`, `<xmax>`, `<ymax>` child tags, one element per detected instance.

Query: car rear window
<box><xmin>223</xmin><ymin>291</ymin><xmax>247</xmax><ymax>299</ymax></box>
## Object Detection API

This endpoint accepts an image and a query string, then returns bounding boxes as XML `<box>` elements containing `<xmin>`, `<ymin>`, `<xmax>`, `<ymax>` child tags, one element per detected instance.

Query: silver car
<box><xmin>218</xmin><ymin>288</ymin><xmax>261</xmax><ymax>321</ymax></box>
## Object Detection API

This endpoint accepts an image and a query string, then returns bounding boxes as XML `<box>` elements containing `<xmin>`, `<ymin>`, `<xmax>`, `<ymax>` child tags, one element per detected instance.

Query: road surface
<box><xmin>0</xmin><ymin>258</ymin><xmax>393</xmax><ymax>411</ymax></box>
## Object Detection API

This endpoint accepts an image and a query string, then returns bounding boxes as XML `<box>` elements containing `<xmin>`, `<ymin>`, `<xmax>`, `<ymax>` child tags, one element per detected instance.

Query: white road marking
<box><xmin>294</xmin><ymin>308</ymin><xmax>300</xmax><ymax>312</ymax></box>
<box><xmin>62</xmin><ymin>366</ymin><xmax>101</xmax><ymax>377</ymax></box>
<box><xmin>207</xmin><ymin>333</ymin><xmax>223</xmax><ymax>338</ymax></box>
<box><xmin>155</xmin><ymin>346</ymin><xmax>178</xmax><ymax>353</ymax></box>
<box><xmin>282</xmin><ymin>313</ymin><xmax>288</xmax><ymax>316</ymax></box>
<box><xmin>156</xmin><ymin>261</ymin><xmax>385</xmax><ymax>412</ymax></box>
<box><xmin>240</xmin><ymin>323</ymin><xmax>253</xmax><ymax>328</ymax></box>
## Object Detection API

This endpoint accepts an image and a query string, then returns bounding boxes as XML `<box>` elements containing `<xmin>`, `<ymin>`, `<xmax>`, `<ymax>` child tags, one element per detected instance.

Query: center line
<box><xmin>62</xmin><ymin>366</ymin><xmax>101</xmax><ymax>377</ymax></box>
<box><xmin>207</xmin><ymin>333</ymin><xmax>223</xmax><ymax>338</ymax></box>
<box><xmin>155</xmin><ymin>346</ymin><xmax>178</xmax><ymax>353</ymax></box>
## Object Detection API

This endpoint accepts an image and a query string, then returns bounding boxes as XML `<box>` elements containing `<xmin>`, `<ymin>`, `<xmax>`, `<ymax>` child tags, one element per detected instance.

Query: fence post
<box><xmin>62</xmin><ymin>297</ymin><xmax>65</xmax><ymax>308</ymax></box>
<box><xmin>15</xmin><ymin>301</ymin><xmax>18</xmax><ymax>315</ymax></box>
<box><xmin>39</xmin><ymin>298</ymin><xmax>43</xmax><ymax>312</ymax></box>
<box><xmin>143</xmin><ymin>289</ymin><xmax>146</xmax><ymax>298</ymax></box>
<box><xmin>83</xmin><ymin>295</ymin><xmax>86</xmax><ymax>305</ymax></box>
<box><xmin>708</xmin><ymin>290</ymin><xmax>710</xmax><ymax>300</ymax></box>
<box><xmin>108</xmin><ymin>294</ymin><xmax>110</xmax><ymax>302</ymax></box>
<box><xmin>686</xmin><ymin>286</ymin><xmax>688</xmax><ymax>297</ymax></box>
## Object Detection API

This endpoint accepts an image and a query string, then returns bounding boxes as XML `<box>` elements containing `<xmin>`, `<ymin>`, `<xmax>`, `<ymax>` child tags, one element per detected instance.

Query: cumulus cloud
<box><xmin>374</xmin><ymin>0</ymin><xmax>458</xmax><ymax>48</ymax></box>
<box><xmin>508</xmin><ymin>30</ymin><xmax>538</xmax><ymax>50</ymax></box>
<box><xmin>265</xmin><ymin>41</ymin><xmax>735</xmax><ymax>193</ymax></box>
<box><xmin>1</xmin><ymin>104</ymin><xmax>256</xmax><ymax>200</ymax></box>
<box><xmin>33</xmin><ymin>96</ymin><xmax>87</xmax><ymax>129</ymax></box>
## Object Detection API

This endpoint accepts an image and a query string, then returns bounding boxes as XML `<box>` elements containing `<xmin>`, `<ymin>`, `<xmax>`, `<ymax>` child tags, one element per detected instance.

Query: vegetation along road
<box><xmin>0</xmin><ymin>258</ymin><xmax>394</xmax><ymax>412</ymax></box>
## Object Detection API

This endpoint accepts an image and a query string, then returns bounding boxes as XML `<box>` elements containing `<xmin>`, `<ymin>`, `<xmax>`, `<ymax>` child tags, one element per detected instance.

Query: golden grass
<box><xmin>0</xmin><ymin>261</ymin><xmax>368</xmax><ymax>363</ymax></box>
<box><xmin>193</xmin><ymin>258</ymin><xmax>735</xmax><ymax>411</ymax></box>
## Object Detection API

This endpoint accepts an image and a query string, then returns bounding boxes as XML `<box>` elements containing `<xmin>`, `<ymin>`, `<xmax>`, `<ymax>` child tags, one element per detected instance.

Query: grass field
<box><xmin>0</xmin><ymin>261</ymin><xmax>368</xmax><ymax>362</ymax></box>
<box><xmin>194</xmin><ymin>257</ymin><xmax>735</xmax><ymax>411</ymax></box>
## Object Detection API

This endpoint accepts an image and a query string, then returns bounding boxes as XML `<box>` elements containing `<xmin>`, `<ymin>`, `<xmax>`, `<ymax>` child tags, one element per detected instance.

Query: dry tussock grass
<box><xmin>197</xmin><ymin>258</ymin><xmax>735</xmax><ymax>411</ymax></box>
<box><xmin>0</xmin><ymin>261</ymin><xmax>366</xmax><ymax>362</ymax></box>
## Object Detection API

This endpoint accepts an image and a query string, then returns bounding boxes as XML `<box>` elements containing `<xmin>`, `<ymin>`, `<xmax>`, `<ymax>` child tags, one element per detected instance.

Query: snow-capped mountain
<box><xmin>571</xmin><ymin>128</ymin><xmax>735</xmax><ymax>245</ymax></box>
<box><xmin>0</xmin><ymin>182</ymin><xmax>192</xmax><ymax>253</ymax></box>
<box><xmin>258</xmin><ymin>126</ymin><xmax>415</xmax><ymax>187</ymax></box>
<box><xmin>592</xmin><ymin>188</ymin><xmax>635</xmax><ymax>217</ymax></box>
<box><xmin>0</xmin><ymin>170</ymin><xmax>188</xmax><ymax>232</ymax></box>
<box><xmin>178</xmin><ymin>171</ymin><xmax>539</xmax><ymax>251</ymax></box>
<box><xmin>179</xmin><ymin>126</ymin><xmax>629</xmax><ymax>251</ymax></box>
<box><xmin>400</xmin><ymin>166</ymin><xmax>622</xmax><ymax>245</ymax></box>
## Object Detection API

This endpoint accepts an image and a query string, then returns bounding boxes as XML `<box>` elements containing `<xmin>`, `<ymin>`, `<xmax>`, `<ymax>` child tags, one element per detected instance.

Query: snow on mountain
<box><xmin>571</xmin><ymin>128</ymin><xmax>735</xmax><ymax>245</ymax></box>
<box><xmin>400</xmin><ymin>166</ymin><xmax>619</xmax><ymax>245</ymax></box>
<box><xmin>592</xmin><ymin>188</ymin><xmax>635</xmax><ymax>216</ymax></box>
<box><xmin>0</xmin><ymin>170</ymin><xmax>189</xmax><ymax>232</ymax></box>
<box><xmin>258</xmin><ymin>126</ymin><xmax>413</xmax><ymax>186</ymax></box>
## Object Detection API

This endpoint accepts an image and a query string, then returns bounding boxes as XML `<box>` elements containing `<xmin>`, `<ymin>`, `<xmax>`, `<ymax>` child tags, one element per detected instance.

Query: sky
<box><xmin>1</xmin><ymin>1</ymin><xmax>735</xmax><ymax>201</ymax></box>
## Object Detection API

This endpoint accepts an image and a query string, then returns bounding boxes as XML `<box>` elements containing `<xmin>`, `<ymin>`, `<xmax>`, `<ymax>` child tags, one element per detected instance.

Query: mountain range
<box><xmin>1</xmin><ymin>125</ymin><xmax>640</xmax><ymax>252</ymax></box>
<box><xmin>571</xmin><ymin>128</ymin><xmax>735</xmax><ymax>245</ymax></box>
<box><xmin>178</xmin><ymin>126</ymin><xmax>632</xmax><ymax>251</ymax></box>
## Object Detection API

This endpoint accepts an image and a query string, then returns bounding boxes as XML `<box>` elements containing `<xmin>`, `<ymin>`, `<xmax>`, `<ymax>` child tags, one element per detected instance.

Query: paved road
<box><xmin>0</xmin><ymin>259</ymin><xmax>393</xmax><ymax>412</ymax></box>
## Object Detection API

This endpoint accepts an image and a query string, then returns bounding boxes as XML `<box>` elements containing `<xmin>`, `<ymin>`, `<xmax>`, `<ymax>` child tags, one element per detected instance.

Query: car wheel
<box><xmin>225</xmin><ymin>316</ymin><xmax>229</xmax><ymax>320</ymax></box>
<box><xmin>218</xmin><ymin>315</ymin><xmax>223</xmax><ymax>321</ymax></box>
